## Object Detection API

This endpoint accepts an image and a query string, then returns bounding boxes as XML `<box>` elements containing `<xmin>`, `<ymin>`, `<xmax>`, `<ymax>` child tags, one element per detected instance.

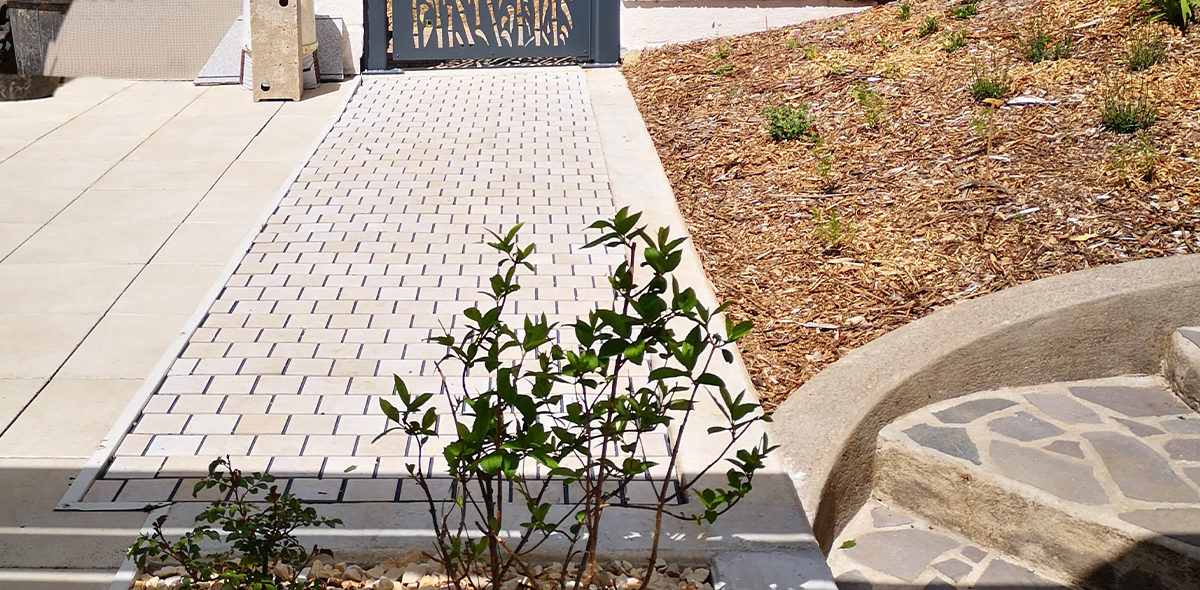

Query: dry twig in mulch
<box><xmin>622</xmin><ymin>0</ymin><xmax>1199</xmax><ymax>411</ymax></box>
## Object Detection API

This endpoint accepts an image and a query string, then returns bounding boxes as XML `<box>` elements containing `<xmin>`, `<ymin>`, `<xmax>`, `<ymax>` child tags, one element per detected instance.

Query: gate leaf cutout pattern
<box><xmin>410</xmin><ymin>0</ymin><xmax>574</xmax><ymax>48</ymax></box>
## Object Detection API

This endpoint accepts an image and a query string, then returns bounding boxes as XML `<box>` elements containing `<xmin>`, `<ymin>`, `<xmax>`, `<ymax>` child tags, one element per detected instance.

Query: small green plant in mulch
<box><xmin>969</xmin><ymin>56</ymin><xmax>1011</xmax><ymax>101</ymax></box>
<box><xmin>851</xmin><ymin>83</ymin><xmax>886</xmax><ymax>129</ymax></box>
<box><xmin>1100</xmin><ymin>81</ymin><xmax>1158</xmax><ymax>133</ymax></box>
<box><xmin>897</xmin><ymin>2</ymin><xmax>912</xmax><ymax>21</ymax></box>
<box><xmin>881</xmin><ymin>62</ymin><xmax>904</xmax><ymax>79</ymax></box>
<box><xmin>1109</xmin><ymin>133</ymin><xmax>1161</xmax><ymax>182</ymax></box>
<box><xmin>803</xmin><ymin>44</ymin><xmax>820</xmax><ymax>60</ymax></box>
<box><xmin>712</xmin><ymin>63</ymin><xmax>738</xmax><ymax>76</ymax></box>
<box><xmin>813</xmin><ymin>208</ymin><xmax>853</xmax><ymax>252</ymax></box>
<box><xmin>1127</xmin><ymin>27</ymin><xmax>1167</xmax><ymax>71</ymax></box>
<box><xmin>813</xmin><ymin>138</ymin><xmax>837</xmax><ymax>191</ymax></box>
<box><xmin>824</xmin><ymin>56</ymin><xmax>849</xmax><ymax>76</ymax></box>
<box><xmin>918</xmin><ymin>16</ymin><xmax>941</xmax><ymax>37</ymax></box>
<box><xmin>949</xmin><ymin>0</ymin><xmax>978</xmax><ymax>20</ymax></box>
<box><xmin>943</xmin><ymin>30</ymin><xmax>967</xmax><ymax>52</ymax></box>
<box><xmin>126</xmin><ymin>458</ymin><xmax>342</xmax><ymax>589</ymax></box>
<box><xmin>1141</xmin><ymin>0</ymin><xmax>1196</xmax><ymax>32</ymax></box>
<box><xmin>762</xmin><ymin>103</ymin><xmax>818</xmax><ymax>141</ymax></box>
<box><xmin>787</xmin><ymin>32</ymin><xmax>802</xmax><ymax>51</ymax></box>
<box><xmin>712</xmin><ymin>41</ymin><xmax>732</xmax><ymax>61</ymax></box>
<box><xmin>970</xmin><ymin>106</ymin><xmax>997</xmax><ymax>157</ymax></box>
<box><xmin>1017</xmin><ymin>22</ymin><xmax>1074</xmax><ymax>62</ymax></box>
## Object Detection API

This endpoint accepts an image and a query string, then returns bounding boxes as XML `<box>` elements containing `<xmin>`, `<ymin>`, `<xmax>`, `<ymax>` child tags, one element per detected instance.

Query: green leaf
<box><xmin>379</xmin><ymin>399</ymin><xmax>400</xmax><ymax>423</ymax></box>
<box><xmin>343</xmin><ymin>465</ymin><xmax>357</xmax><ymax>473</ymax></box>
<box><xmin>624</xmin><ymin>341</ymin><xmax>646</xmax><ymax>364</ymax></box>
<box><xmin>727</xmin><ymin>320</ymin><xmax>754</xmax><ymax>341</ymax></box>
<box><xmin>839</xmin><ymin>539</ymin><xmax>857</xmax><ymax>549</ymax></box>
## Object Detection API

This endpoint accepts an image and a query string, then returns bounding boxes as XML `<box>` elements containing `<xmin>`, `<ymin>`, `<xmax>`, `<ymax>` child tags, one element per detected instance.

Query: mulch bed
<box><xmin>622</xmin><ymin>0</ymin><xmax>1199</xmax><ymax>411</ymax></box>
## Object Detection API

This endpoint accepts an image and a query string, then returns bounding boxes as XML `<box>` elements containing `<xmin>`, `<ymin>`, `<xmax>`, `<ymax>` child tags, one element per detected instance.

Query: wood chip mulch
<box><xmin>621</xmin><ymin>0</ymin><xmax>1199</xmax><ymax>412</ymax></box>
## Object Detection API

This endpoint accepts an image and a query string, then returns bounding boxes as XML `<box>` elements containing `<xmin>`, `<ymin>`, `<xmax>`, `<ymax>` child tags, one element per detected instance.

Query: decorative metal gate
<box><xmin>363</xmin><ymin>0</ymin><xmax>618</xmax><ymax>69</ymax></box>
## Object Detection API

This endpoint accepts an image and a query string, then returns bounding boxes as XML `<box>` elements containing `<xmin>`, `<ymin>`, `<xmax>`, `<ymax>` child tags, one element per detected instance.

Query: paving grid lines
<box><xmin>79</xmin><ymin>69</ymin><xmax>675</xmax><ymax>505</ymax></box>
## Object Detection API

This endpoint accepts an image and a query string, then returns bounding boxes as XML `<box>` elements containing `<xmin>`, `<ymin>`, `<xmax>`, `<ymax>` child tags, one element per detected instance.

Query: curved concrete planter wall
<box><xmin>769</xmin><ymin>254</ymin><xmax>1200</xmax><ymax>550</ymax></box>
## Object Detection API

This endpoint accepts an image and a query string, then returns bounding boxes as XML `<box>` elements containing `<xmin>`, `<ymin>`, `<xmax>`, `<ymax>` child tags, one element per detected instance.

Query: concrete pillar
<box><xmin>250</xmin><ymin>0</ymin><xmax>302</xmax><ymax>101</ymax></box>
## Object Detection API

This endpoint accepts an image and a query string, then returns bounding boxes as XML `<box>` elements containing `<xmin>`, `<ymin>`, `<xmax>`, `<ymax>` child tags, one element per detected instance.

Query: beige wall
<box><xmin>17</xmin><ymin>0</ymin><xmax>241</xmax><ymax>80</ymax></box>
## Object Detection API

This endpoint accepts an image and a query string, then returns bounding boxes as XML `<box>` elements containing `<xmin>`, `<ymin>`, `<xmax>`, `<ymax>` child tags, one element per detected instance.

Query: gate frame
<box><xmin>362</xmin><ymin>0</ymin><xmax>619</xmax><ymax>70</ymax></box>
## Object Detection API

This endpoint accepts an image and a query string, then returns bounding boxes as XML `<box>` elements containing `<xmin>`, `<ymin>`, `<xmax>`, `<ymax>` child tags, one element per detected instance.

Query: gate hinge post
<box><xmin>363</xmin><ymin>0</ymin><xmax>389</xmax><ymax>71</ymax></box>
<box><xmin>590</xmin><ymin>0</ymin><xmax>621</xmax><ymax>65</ymax></box>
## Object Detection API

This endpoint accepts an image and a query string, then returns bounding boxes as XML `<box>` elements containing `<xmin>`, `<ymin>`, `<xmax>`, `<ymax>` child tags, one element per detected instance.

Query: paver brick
<box><xmin>88</xmin><ymin>70</ymin><xmax>650</xmax><ymax>504</ymax></box>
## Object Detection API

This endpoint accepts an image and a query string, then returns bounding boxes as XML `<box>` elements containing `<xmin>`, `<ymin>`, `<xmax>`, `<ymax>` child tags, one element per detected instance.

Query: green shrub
<box><xmin>918</xmin><ymin>16</ymin><xmax>941</xmax><ymax>37</ymax></box>
<box><xmin>1127</xmin><ymin>27</ymin><xmax>1167</xmax><ymax>71</ymax></box>
<box><xmin>943</xmin><ymin>30</ymin><xmax>967</xmax><ymax>52</ymax></box>
<box><xmin>126</xmin><ymin>458</ymin><xmax>342</xmax><ymax>589</ymax></box>
<box><xmin>851</xmin><ymin>83</ymin><xmax>885</xmax><ymax>129</ymax></box>
<box><xmin>1017</xmin><ymin>22</ymin><xmax>1074</xmax><ymax>62</ymax></box>
<box><xmin>949</xmin><ymin>0</ymin><xmax>977</xmax><ymax>20</ymax></box>
<box><xmin>378</xmin><ymin>211</ymin><xmax>775</xmax><ymax>589</ymax></box>
<box><xmin>712</xmin><ymin>41</ymin><xmax>732</xmax><ymax>61</ymax></box>
<box><xmin>1101</xmin><ymin>82</ymin><xmax>1158</xmax><ymax>133</ymax></box>
<box><xmin>898</xmin><ymin>3</ymin><xmax>912</xmax><ymax>21</ymax></box>
<box><xmin>712</xmin><ymin>63</ymin><xmax>738</xmax><ymax>76</ymax></box>
<box><xmin>813</xmin><ymin>208</ymin><xmax>853</xmax><ymax>251</ymax></box>
<box><xmin>1141</xmin><ymin>0</ymin><xmax>1196</xmax><ymax>32</ymax></box>
<box><xmin>969</xmin><ymin>57</ymin><xmax>1011</xmax><ymax>101</ymax></box>
<box><xmin>762</xmin><ymin>103</ymin><xmax>818</xmax><ymax>141</ymax></box>
<box><xmin>1109</xmin><ymin>133</ymin><xmax>1161</xmax><ymax>182</ymax></box>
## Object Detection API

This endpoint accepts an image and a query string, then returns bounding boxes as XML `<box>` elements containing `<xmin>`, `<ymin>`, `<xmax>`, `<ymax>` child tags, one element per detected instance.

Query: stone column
<box><xmin>251</xmin><ymin>0</ymin><xmax>302</xmax><ymax>101</ymax></box>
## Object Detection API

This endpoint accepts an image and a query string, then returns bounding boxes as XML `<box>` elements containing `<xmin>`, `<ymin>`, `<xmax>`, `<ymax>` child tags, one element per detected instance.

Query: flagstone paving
<box><xmin>80</xmin><ymin>69</ymin><xmax>674</xmax><ymax>505</ymax></box>
<box><xmin>828</xmin><ymin>498</ymin><xmax>1068</xmax><ymax>589</ymax></box>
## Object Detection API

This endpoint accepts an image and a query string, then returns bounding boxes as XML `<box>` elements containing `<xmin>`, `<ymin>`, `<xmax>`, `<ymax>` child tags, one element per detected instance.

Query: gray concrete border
<box><xmin>769</xmin><ymin>253</ymin><xmax>1200</xmax><ymax>550</ymax></box>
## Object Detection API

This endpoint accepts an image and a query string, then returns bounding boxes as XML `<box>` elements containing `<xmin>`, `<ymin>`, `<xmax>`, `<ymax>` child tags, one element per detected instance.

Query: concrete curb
<box><xmin>57</xmin><ymin>76</ymin><xmax>365</xmax><ymax>512</ymax></box>
<box><xmin>769</xmin><ymin>253</ymin><xmax>1200</xmax><ymax>549</ymax></box>
<box><xmin>585</xmin><ymin>66</ymin><xmax>834</xmax><ymax>589</ymax></box>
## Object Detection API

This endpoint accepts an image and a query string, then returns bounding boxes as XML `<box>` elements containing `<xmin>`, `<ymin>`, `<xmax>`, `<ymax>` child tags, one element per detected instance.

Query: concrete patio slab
<box><xmin>151</xmin><ymin>222</ymin><xmax>259</xmax><ymax>264</ymax></box>
<box><xmin>6</xmin><ymin>223</ymin><xmax>178</xmax><ymax>264</ymax></box>
<box><xmin>91</xmin><ymin>160</ymin><xmax>231</xmax><ymax>191</ymax></box>
<box><xmin>109</xmin><ymin>264</ymin><xmax>228</xmax><ymax>316</ymax></box>
<box><xmin>0</xmin><ymin>189</ymin><xmax>85</xmax><ymax>225</ymax></box>
<box><xmin>0</xmin><ymin>379</ymin><xmax>46</xmax><ymax>433</ymax></box>
<box><xmin>0</xmin><ymin>159</ymin><xmax>115</xmax><ymax>191</ymax></box>
<box><xmin>0</xmin><ymin>313</ymin><xmax>99</xmax><ymax>379</ymax></box>
<box><xmin>58</xmin><ymin>315</ymin><xmax>191</xmax><ymax>379</ymax></box>
<box><xmin>185</xmin><ymin>188</ymin><xmax>280</xmax><ymax>223</ymax></box>
<box><xmin>0</xmin><ymin>263</ymin><xmax>141</xmax><ymax>313</ymax></box>
<box><xmin>0</xmin><ymin>224</ymin><xmax>39</xmax><ymax>259</ymax></box>
<box><xmin>54</xmin><ymin>188</ymin><xmax>207</xmax><ymax>225</ymax></box>
<box><xmin>0</xmin><ymin>76</ymin><xmax>356</xmax><ymax>587</ymax></box>
<box><xmin>0</xmin><ymin>379</ymin><xmax>145</xmax><ymax>458</ymax></box>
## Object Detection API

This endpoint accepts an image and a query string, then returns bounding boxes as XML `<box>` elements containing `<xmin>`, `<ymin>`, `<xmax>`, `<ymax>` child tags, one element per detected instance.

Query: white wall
<box><xmin>620</xmin><ymin>1</ymin><xmax>872</xmax><ymax>52</ymax></box>
<box><xmin>308</xmin><ymin>0</ymin><xmax>873</xmax><ymax>70</ymax></box>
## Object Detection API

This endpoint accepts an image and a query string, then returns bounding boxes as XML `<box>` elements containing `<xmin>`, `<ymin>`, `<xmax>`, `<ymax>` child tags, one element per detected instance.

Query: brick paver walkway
<box><xmin>82</xmin><ymin>69</ymin><xmax>670</xmax><ymax>504</ymax></box>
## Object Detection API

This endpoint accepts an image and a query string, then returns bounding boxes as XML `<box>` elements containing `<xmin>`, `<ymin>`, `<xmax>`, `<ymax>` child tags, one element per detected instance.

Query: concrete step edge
<box><xmin>1165</xmin><ymin>327</ymin><xmax>1200</xmax><ymax>410</ymax></box>
<box><xmin>871</xmin><ymin>376</ymin><xmax>1200</xmax><ymax>588</ymax></box>
<box><xmin>0</xmin><ymin>568</ymin><xmax>116</xmax><ymax>589</ymax></box>
<box><xmin>827</xmin><ymin>498</ymin><xmax>1075</xmax><ymax>588</ymax></box>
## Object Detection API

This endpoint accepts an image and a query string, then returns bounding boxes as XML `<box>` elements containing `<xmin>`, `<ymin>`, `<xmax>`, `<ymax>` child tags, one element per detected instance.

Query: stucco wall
<box><xmin>619</xmin><ymin>0</ymin><xmax>871</xmax><ymax>51</ymax></box>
